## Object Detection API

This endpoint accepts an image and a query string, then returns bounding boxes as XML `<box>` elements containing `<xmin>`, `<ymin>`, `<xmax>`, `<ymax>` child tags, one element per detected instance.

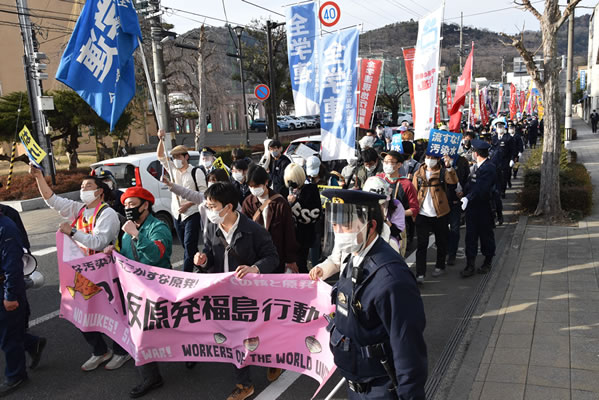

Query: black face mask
<box><xmin>463</xmin><ymin>140</ymin><xmax>471</xmax><ymax>149</ymax></box>
<box><xmin>125</xmin><ymin>203</ymin><xmax>145</xmax><ymax>221</ymax></box>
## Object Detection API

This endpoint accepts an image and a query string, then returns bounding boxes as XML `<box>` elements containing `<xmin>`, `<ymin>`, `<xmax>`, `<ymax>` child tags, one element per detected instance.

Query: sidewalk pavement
<box><xmin>445</xmin><ymin>117</ymin><xmax>599</xmax><ymax>400</ymax></box>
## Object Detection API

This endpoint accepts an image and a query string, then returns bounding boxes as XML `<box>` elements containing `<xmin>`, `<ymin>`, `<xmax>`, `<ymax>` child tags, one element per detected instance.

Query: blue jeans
<box><xmin>174</xmin><ymin>212</ymin><xmax>201</xmax><ymax>273</ymax></box>
<box><xmin>447</xmin><ymin>203</ymin><xmax>462</xmax><ymax>257</ymax></box>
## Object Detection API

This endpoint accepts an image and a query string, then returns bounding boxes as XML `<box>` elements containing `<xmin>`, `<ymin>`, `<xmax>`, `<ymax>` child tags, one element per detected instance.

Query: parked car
<box><xmin>284</xmin><ymin>135</ymin><xmax>321</xmax><ymax>164</ymax></box>
<box><xmin>298</xmin><ymin>115</ymin><xmax>318</xmax><ymax>128</ymax></box>
<box><xmin>90</xmin><ymin>151</ymin><xmax>202</xmax><ymax>231</ymax></box>
<box><xmin>396</xmin><ymin>112</ymin><xmax>413</xmax><ymax>125</ymax></box>
<box><xmin>250</xmin><ymin>118</ymin><xmax>289</xmax><ymax>132</ymax></box>
<box><xmin>303</xmin><ymin>115</ymin><xmax>321</xmax><ymax>128</ymax></box>
<box><xmin>278</xmin><ymin>115</ymin><xmax>305</xmax><ymax>130</ymax></box>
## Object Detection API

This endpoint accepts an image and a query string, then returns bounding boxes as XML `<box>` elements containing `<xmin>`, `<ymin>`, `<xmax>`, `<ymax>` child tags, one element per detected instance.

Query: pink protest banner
<box><xmin>56</xmin><ymin>232</ymin><xmax>336</xmax><ymax>388</ymax></box>
<box><xmin>356</xmin><ymin>59</ymin><xmax>383</xmax><ymax>129</ymax></box>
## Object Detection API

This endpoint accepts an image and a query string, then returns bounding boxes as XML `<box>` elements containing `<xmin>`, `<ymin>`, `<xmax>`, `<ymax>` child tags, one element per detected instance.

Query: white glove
<box><xmin>461</xmin><ymin>197</ymin><xmax>469</xmax><ymax>211</ymax></box>
<box><xmin>518</xmin><ymin>152</ymin><xmax>523</xmax><ymax>158</ymax></box>
<box><xmin>509</xmin><ymin>160</ymin><xmax>515</xmax><ymax>168</ymax></box>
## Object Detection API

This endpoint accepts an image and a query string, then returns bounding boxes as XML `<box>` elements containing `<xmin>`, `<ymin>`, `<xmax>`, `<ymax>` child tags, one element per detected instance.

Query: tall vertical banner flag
<box><xmin>435</xmin><ymin>88</ymin><xmax>441</xmax><ymax>125</ymax></box>
<box><xmin>413</xmin><ymin>6</ymin><xmax>443</xmax><ymax>140</ymax></box>
<box><xmin>286</xmin><ymin>2</ymin><xmax>320</xmax><ymax>116</ymax></box>
<box><xmin>320</xmin><ymin>29</ymin><xmax>359</xmax><ymax>161</ymax></box>
<box><xmin>402</xmin><ymin>48</ymin><xmax>416</xmax><ymax>123</ymax></box>
<box><xmin>446</xmin><ymin>76</ymin><xmax>453</xmax><ymax>112</ymax></box>
<box><xmin>448</xmin><ymin>44</ymin><xmax>474</xmax><ymax>131</ymax></box>
<box><xmin>474</xmin><ymin>83</ymin><xmax>481</xmax><ymax>122</ymax></box>
<box><xmin>357</xmin><ymin>59</ymin><xmax>383</xmax><ymax>129</ymax></box>
<box><xmin>56</xmin><ymin>0</ymin><xmax>141</xmax><ymax>131</ymax></box>
<box><xmin>509</xmin><ymin>83</ymin><xmax>517</xmax><ymax>119</ymax></box>
<box><xmin>519</xmin><ymin>90</ymin><xmax>525</xmax><ymax>113</ymax></box>
<box><xmin>497</xmin><ymin>84</ymin><xmax>504</xmax><ymax>114</ymax></box>
<box><xmin>469</xmin><ymin>95</ymin><xmax>476</xmax><ymax>127</ymax></box>
<box><xmin>480</xmin><ymin>89</ymin><xmax>489</xmax><ymax>126</ymax></box>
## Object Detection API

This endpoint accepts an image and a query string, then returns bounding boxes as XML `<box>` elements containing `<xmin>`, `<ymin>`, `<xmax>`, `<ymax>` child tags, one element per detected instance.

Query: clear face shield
<box><xmin>322</xmin><ymin>201</ymin><xmax>371</xmax><ymax>257</ymax></box>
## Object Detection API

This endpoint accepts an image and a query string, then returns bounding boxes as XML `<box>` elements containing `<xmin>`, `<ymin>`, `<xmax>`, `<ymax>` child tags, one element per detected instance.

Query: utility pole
<box><xmin>267</xmin><ymin>21</ymin><xmax>285</xmax><ymax>141</ymax></box>
<box><xmin>196</xmin><ymin>25</ymin><xmax>207</xmax><ymax>151</ymax></box>
<box><xmin>459</xmin><ymin>12</ymin><xmax>463</xmax><ymax>70</ymax></box>
<box><xmin>501</xmin><ymin>57</ymin><xmax>505</xmax><ymax>83</ymax></box>
<box><xmin>16</xmin><ymin>0</ymin><xmax>56</xmax><ymax>184</ymax></box>
<box><xmin>564</xmin><ymin>0</ymin><xmax>574</xmax><ymax>146</ymax></box>
<box><xmin>149</xmin><ymin>0</ymin><xmax>172</xmax><ymax>146</ymax></box>
<box><xmin>232</xmin><ymin>26</ymin><xmax>249</xmax><ymax>147</ymax></box>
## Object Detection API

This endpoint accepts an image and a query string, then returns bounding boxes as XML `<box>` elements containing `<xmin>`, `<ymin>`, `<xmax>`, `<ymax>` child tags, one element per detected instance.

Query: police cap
<box><xmin>201</xmin><ymin>147</ymin><xmax>217</xmax><ymax>156</ymax></box>
<box><xmin>471</xmin><ymin>139</ymin><xmax>490</xmax><ymax>151</ymax></box>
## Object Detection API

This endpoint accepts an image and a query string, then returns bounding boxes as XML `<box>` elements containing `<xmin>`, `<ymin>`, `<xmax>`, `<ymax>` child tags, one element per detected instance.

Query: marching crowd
<box><xmin>0</xmin><ymin>112</ymin><xmax>540</xmax><ymax>400</ymax></box>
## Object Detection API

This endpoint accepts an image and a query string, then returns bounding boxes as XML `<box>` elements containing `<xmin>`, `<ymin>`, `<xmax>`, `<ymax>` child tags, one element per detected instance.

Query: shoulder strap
<box><xmin>252</xmin><ymin>194</ymin><xmax>283</xmax><ymax>222</ymax></box>
<box><xmin>191</xmin><ymin>166</ymin><xmax>206</xmax><ymax>191</ymax></box>
<box><xmin>216</xmin><ymin>231</ymin><xmax>240</xmax><ymax>265</ymax></box>
<box><xmin>70</xmin><ymin>205</ymin><xmax>87</xmax><ymax>228</ymax></box>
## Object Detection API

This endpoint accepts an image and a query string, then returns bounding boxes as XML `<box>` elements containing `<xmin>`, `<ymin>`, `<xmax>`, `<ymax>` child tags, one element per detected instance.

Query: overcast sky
<box><xmin>162</xmin><ymin>0</ymin><xmax>597</xmax><ymax>36</ymax></box>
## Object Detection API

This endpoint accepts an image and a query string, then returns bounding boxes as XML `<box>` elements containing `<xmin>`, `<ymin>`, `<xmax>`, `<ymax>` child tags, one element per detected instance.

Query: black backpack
<box><xmin>191</xmin><ymin>166</ymin><xmax>208</xmax><ymax>191</ymax></box>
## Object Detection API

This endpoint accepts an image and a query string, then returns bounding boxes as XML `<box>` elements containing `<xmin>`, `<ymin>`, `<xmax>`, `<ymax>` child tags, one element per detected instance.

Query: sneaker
<box><xmin>28</xmin><ymin>337</ymin><xmax>46</xmax><ymax>370</ymax></box>
<box><xmin>267</xmin><ymin>367</ymin><xmax>282</xmax><ymax>382</ymax></box>
<box><xmin>81</xmin><ymin>351</ymin><xmax>113</xmax><ymax>371</ymax></box>
<box><xmin>226</xmin><ymin>384</ymin><xmax>255</xmax><ymax>400</ymax></box>
<box><xmin>0</xmin><ymin>377</ymin><xmax>27</xmax><ymax>396</ymax></box>
<box><xmin>416</xmin><ymin>275</ymin><xmax>425</xmax><ymax>285</ymax></box>
<box><xmin>129</xmin><ymin>378</ymin><xmax>163</xmax><ymax>398</ymax></box>
<box><xmin>431</xmin><ymin>268</ymin><xmax>446</xmax><ymax>277</ymax></box>
<box><xmin>105</xmin><ymin>354</ymin><xmax>131</xmax><ymax>370</ymax></box>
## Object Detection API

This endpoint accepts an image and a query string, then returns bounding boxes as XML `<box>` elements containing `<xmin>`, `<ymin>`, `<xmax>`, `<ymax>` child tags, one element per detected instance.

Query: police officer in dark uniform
<box><xmin>491</xmin><ymin>117</ymin><xmax>516</xmax><ymax>199</ymax></box>
<box><xmin>321</xmin><ymin>189</ymin><xmax>428</xmax><ymax>399</ymax></box>
<box><xmin>95</xmin><ymin>169</ymin><xmax>125</xmax><ymax>217</ymax></box>
<box><xmin>460</xmin><ymin>139</ymin><xmax>497</xmax><ymax>277</ymax></box>
<box><xmin>0</xmin><ymin>213</ymin><xmax>46</xmax><ymax>396</ymax></box>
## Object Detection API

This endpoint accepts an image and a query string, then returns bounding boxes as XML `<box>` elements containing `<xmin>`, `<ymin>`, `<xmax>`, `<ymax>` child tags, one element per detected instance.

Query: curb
<box><xmin>432</xmin><ymin>214</ymin><xmax>528</xmax><ymax>400</ymax></box>
<box><xmin>0</xmin><ymin>190</ymin><xmax>80</xmax><ymax>212</ymax></box>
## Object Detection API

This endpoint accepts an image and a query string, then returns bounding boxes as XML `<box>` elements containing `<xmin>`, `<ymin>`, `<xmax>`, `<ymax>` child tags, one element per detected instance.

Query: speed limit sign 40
<box><xmin>319</xmin><ymin>1</ymin><xmax>340</xmax><ymax>27</ymax></box>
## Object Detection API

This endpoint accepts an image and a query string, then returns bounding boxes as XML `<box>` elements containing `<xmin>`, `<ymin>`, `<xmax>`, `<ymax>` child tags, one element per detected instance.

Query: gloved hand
<box><xmin>461</xmin><ymin>197</ymin><xmax>469</xmax><ymax>211</ymax></box>
<box><xmin>509</xmin><ymin>160</ymin><xmax>515</xmax><ymax>168</ymax></box>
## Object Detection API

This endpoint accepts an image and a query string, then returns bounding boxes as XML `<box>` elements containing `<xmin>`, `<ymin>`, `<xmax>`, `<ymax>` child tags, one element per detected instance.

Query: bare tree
<box><xmin>500</xmin><ymin>0</ymin><xmax>582</xmax><ymax>219</ymax></box>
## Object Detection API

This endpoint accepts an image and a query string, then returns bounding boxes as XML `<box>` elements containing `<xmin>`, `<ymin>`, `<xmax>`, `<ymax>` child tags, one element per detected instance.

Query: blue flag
<box><xmin>56</xmin><ymin>0</ymin><xmax>141</xmax><ymax>131</ymax></box>
<box><xmin>319</xmin><ymin>29</ymin><xmax>359</xmax><ymax>161</ymax></box>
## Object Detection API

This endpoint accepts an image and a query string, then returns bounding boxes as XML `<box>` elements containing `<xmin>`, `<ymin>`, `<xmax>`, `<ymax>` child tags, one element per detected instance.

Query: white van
<box><xmin>91</xmin><ymin>151</ymin><xmax>201</xmax><ymax>230</ymax></box>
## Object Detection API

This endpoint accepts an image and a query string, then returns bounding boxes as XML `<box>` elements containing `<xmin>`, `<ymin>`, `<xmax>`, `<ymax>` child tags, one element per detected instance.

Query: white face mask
<box><xmin>202</xmin><ymin>158</ymin><xmax>213</xmax><ymax>168</ymax></box>
<box><xmin>508</xmin><ymin>129</ymin><xmax>515</xmax><ymax>135</ymax></box>
<box><xmin>250</xmin><ymin>186</ymin><xmax>265</xmax><ymax>197</ymax></box>
<box><xmin>173</xmin><ymin>159</ymin><xmax>184</xmax><ymax>169</ymax></box>
<box><xmin>232</xmin><ymin>171</ymin><xmax>244</xmax><ymax>183</ymax></box>
<box><xmin>334</xmin><ymin>224</ymin><xmax>367</xmax><ymax>254</ymax></box>
<box><xmin>207</xmin><ymin>182</ymin><xmax>215</xmax><ymax>187</ymax></box>
<box><xmin>497</xmin><ymin>127</ymin><xmax>505</xmax><ymax>135</ymax></box>
<box><xmin>425</xmin><ymin>158</ymin><xmax>437</xmax><ymax>168</ymax></box>
<box><xmin>365</xmin><ymin>164</ymin><xmax>376</xmax><ymax>173</ymax></box>
<box><xmin>347</xmin><ymin>158</ymin><xmax>357</xmax><ymax>167</ymax></box>
<box><xmin>80</xmin><ymin>189</ymin><xmax>99</xmax><ymax>205</ymax></box>
<box><xmin>206</xmin><ymin>206</ymin><xmax>228</xmax><ymax>225</ymax></box>
<box><xmin>270</xmin><ymin>150</ymin><xmax>281</xmax><ymax>158</ymax></box>
<box><xmin>383</xmin><ymin>163</ymin><xmax>395</xmax><ymax>175</ymax></box>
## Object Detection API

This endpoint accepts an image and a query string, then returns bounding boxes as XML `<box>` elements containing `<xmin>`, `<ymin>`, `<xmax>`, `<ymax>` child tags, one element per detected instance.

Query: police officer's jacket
<box><xmin>0</xmin><ymin>215</ymin><xmax>26</xmax><ymax>318</ymax></box>
<box><xmin>465</xmin><ymin>159</ymin><xmax>497</xmax><ymax>208</ymax></box>
<box><xmin>330</xmin><ymin>237</ymin><xmax>427</xmax><ymax>399</ymax></box>
<box><xmin>491</xmin><ymin>134</ymin><xmax>516</xmax><ymax>166</ymax></box>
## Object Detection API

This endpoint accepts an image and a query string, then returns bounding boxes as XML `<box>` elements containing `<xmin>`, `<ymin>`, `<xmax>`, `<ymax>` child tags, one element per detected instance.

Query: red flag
<box><xmin>446</xmin><ymin>76</ymin><xmax>453</xmax><ymax>111</ymax></box>
<box><xmin>402</xmin><ymin>48</ymin><xmax>416</xmax><ymax>122</ymax></box>
<box><xmin>480</xmin><ymin>90</ymin><xmax>489</xmax><ymax>126</ymax></box>
<box><xmin>449</xmin><ymin>44</ymin><xmax>474</xmax><ymax>115</ymax></box>
<box><xmin>509</xmin><ymin>83</ymin><xmax>517</xmax><ymax>120</ymax></box>
<box><xmin>356</xmin><ymin>59</ymin><xmax>383</xmax><ymax>129</ymax></box>
<box><xmin>519</xmin><ymin>90</ymin><xmax>525</xmax><ymax>113</ymax></box>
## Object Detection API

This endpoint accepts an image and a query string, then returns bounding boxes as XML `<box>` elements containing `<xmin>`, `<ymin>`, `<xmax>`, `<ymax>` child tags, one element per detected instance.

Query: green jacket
<box><xmin>120</xmin><ymin>214</ymin><xmax>172</xmax><ymax>269</ymax></box>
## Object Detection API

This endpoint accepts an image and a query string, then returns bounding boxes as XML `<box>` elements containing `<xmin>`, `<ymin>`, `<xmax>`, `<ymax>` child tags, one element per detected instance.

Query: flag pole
<box><xmin>137</xmin><ymin>37</ymin><xmax>162</xmax><ymax>132</ymax></box>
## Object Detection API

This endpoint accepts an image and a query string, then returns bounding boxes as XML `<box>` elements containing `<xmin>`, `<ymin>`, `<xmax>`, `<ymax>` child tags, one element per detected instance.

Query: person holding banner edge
<box><xmin>321</xmin><ymin>188</ymin><xmax>427</xmax><ymax>399</ymax></box>
<box><xmin>29</xmin><ymin>164</ymin><xmax>128</xmax><ymax>372</ymax></box>
<box><xmin>103</xmin><ymin>186</ymin><xmax>172</xmax><ymax>398</ymax></box>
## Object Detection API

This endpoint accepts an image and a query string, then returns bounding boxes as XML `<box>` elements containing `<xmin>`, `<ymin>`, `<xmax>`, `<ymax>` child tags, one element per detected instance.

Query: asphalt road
<box><xmin>2</xmin><ymin>181</ymin><xmax>521</xmax><ymax>400</ymax></box>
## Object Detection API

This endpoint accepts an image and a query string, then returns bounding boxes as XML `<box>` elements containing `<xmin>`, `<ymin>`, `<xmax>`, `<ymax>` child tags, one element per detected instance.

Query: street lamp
<box><xmin>233</xmin><ymin>25</ymin><xmax>250</xmax><ymax>147</ymax></box>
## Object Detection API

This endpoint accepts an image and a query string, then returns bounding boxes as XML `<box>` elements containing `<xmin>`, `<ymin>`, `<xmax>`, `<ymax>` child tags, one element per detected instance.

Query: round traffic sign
<box><xmin>254</xmin><ymin>84</ymin><xmax>270</xmax><ymax>101</ymax></box>
<box><xmin>319</xmin><ymin>1</ymin><xmax>341</xmax><ymax>27</ymax></box>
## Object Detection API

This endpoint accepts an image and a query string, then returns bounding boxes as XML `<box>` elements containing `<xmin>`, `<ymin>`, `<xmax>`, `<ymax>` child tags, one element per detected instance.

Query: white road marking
<box><xmin>32</xmin><ymin>247</ymin><xmax>57</xmax><ymax>256</ymax></box>
<box><xmin>30</xmin><ymin>310</ymin><xmax>60</xmax><ymax>327</ymax></box>
<box><xmin>254</xmin><ymin>371</ymin><xmax>301</xmax><ymax>400</ymax></box>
